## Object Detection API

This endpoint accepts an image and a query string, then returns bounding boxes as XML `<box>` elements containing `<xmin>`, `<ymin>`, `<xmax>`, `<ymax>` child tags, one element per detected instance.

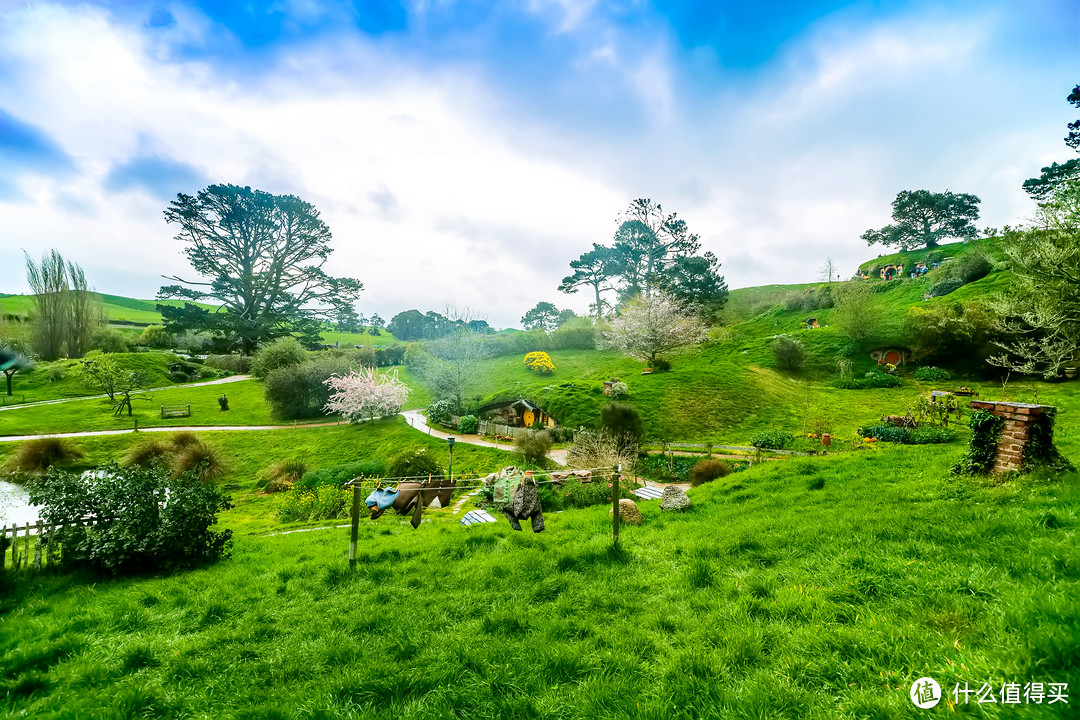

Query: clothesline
<box><xmin>344</xmin><ymin>466</ymin><xmax>619</xmax><ymax>490</ymax></box>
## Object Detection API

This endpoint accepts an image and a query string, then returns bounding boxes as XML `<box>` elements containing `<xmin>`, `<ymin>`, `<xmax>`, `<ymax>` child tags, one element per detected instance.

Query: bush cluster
<box><xmin>386</xmin><ymin>448</ymin><xmax>444</xmax><ymax>480</ymax></box>
<box><xmin>263</xmin><ymin>355</ymin><xmax>358</xmax><ymax>419</ymax></box>
<box><xmin>296</xmin><ymin>459</ymin><xmax>387</xmax><ymax>490</ymax></box>
<box><xmin>832</xmin><ymin>370</ymin><xmax>903</xmax><ymax>390</ymax></box>
<box><xmin>427</xmin><ymin>398</ymin><xmax>455</xmax><ymax>425</ymax></box>
<box><xmin>251</xmin><ymin>337</ymin><xmax>307</xmax><ymax>379</ymax></box>
<box><xmin>650</xmin><ymin>358</ymin><xmax>672</xmax><ymax>373</ymax></box>
<box><xmin>599</xmin><ymin>403</ymin><xmax>642</xmax><ymax>443</ymax></box>
<box><xmin>913</xmin><ymin>366</ymin><xmax>952</xmax><ymax>381</ymax></box>
<box><xmin>259</xmin><ymin>458</ymin><xmax>309</xmax><ymax>493</ymax></box>
<box><xmin>458</xmin><ymin>415</ymin><xmax>479</xmax><ymax>434</ymax></box>
<box><xmin>750</xmin><ymin>430</ymin><xmax>793</xmax><ymax>450</ymax></box>
<box><xmin>204</xmin><ymin>354</ymin><xmax>251</xmax><ymax>374</ymax></box>
<box><xmin>535</xmin><ymin>475</ymin><xmax>634</xmax><ymax>512</ymax></box>
<box><xmin>26</xmin><ymin>463</ymin><xmax>233</xmax><ymax>574</ymax></box>
<box><xmin>858</xmin><ymin>424</ymin><xmax>956</xmax><ymax>445</ymax></box>
<box><xmin>516</xmin><ymin>430</ymin><xmax>553</xmax><ymax>464</ymax></box>
<box><xmin>275</xmin><ymin>486</ymin><xmax>351</xmax><ymax>522</ymax></box>
<box><xmin>926</xmin><ymin>249</ymin><xmax>992</xmax><ymax>298</ymax></box>
<box><xmin>783</xmin><ymin>285</ymin><xmax>834</xmax><ymax>312</ymax></box>
<box><xmin>772</xmin><ymin>335</ymin><xmax>806</xmax><ymax>371</ymax></box>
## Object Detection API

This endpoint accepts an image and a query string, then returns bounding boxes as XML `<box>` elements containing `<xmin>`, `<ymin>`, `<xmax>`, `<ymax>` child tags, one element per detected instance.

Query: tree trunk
<box><xmin>4</xmin><ymin>369</ymin><xmax>13</xmax><ymax>396</ymax></box>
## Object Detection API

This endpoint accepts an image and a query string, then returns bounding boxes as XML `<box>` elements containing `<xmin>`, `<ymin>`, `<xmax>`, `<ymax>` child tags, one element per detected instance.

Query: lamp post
<box><xmin>447</xmin><ymin>436</ymin><xmax>456</xmax><ymax>482</ymax></box>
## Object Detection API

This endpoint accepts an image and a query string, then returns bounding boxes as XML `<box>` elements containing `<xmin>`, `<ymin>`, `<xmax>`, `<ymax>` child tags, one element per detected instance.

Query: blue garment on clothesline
<box><xmin>365</xmin><ymin>488</ymin><xmax>399</xmax><ymax>510</ymax></box>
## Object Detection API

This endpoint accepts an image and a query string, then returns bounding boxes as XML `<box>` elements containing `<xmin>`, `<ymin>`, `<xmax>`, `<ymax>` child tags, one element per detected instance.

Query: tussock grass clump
<box><xmin>689</xmin><ymin>458</ymin><xmax>732</xmax><ymax>486</ymax></box>
<box><xmin>169</xmin><ymin>431</ymin><xmax>201</xmax><ymax>450</ymax></box>
<box><xmin>123</xmin><ymin>438</ymin><xmax>171</xmax><ymax>467</ymax></box>
<box><xmin>172</xmin><ymin>439</ymin><xmax>228</xmax><ymax>482</ymax></box>
<box><xmin>261</xmin><ymin>458</ymin><xmax>308</xmax><ymax>493</ymax></box>
<box><xmin>4</xmin><ymin>437</ymin><xmax>83</xmax><ymax>474</ymax></box>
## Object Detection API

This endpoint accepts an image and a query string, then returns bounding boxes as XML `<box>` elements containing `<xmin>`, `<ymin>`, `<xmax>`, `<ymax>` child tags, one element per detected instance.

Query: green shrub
<box><xmin>553</xmin><ymin>475</ymin><xmax>634</xmax><ymax>509</ymax></box>
<box><xmin>750</xmin><ymin>430</ymin><xmax>793</xmax><ymax>450</ymax></box>
<box><xmin>638</xmin><ymin>454</ymin><xmax>701</xmax><ymax>482</ymax></box>
<box><xmin>913</xmin><ymin>366</ymin><xmax>952</xmax><ymax>381</ymax></box>
<box><xmin>204</xmin><ymin>354</ymin><xmax>251</xmax><ymax>374</ymax></box>
<box><xmin>516</xmin><ymin>430</ymin><xmax>553</xmax><ymax>464</ymax></box>
<box><xmin>90</xmin><ymin>327</ymin><xmax>130</xmax><ymax>353</ymax></box>
<box><xmin>858</xmin><ymin>424</ymin><xmax>957</xmax><ymax>444</ymax></box>
<box><xmin>137</xmin><ymin>325</ymin><xmax>175</xmax><ymax>349</ymax></box>
<box><xmin>251</xmin><ymin>337</ymin><xmax>307</xmax><ymax>379</ymax></box>
<box><xmin>427</xmin><ymin>398</ymin><xmax>455</xmax><ymax>425</ymax></box>
<box><xmin>275</xmin><ymin>486</ymin><xmax>352</xmax><ymax>522</ymax></box>
<box><xmin>458</xmin><ymin>415</ymin><xmax>479</xmax><ymax>434</ymax></box>
<box><xmin>832</xmin><ymin>370</ymin><xmax>903</xmax><ymax>390</ymax></box>
<box><xmin>599</xmin><ymin>403</ymin><xmax>642</xmax><ymax>443</ymax></box>
<box><xmin>772</xmin><ymin>335</ymin><xmax>806</xmax><ymax>371</ymax></box>
<box><xmin>688</xmin><ymin>459</ymin><xmax>732</xmax><ymax>486</ymax></box>
<box><xmin>263</xmin><ymin>356</ymin><xmax>357</xmax><ymax>420</ymax></box>
<box><xmin>375</xmin><ymin>345</ymin><xmax>406</xmax><ymax>366</ymax></box>
<box><xmin>386</xmin><ymin>448</ymin><xmax>444</xmax><ymax>480</ymax></box>
<box><xmin>4</xmin><ymin>438</ymin><xmax>84</xmax><ymax>474</ymax></box>
<box><xmin>651</xmin><ymin>358</ymin><xmax>672</xmax><ymax>373</ymax></box>
<box><xmin>26</xmin><ymin>464</ymin><xmax>232</xmax><ymax>574</ymax></box>
<box><xmin>925</xmin><ymin>249</ymin><xmax>992</xmax><ymax>298</ymax></box>
<box><xmin>296</xmin><ymin>459</ymin><xmax>387</xmax><ymax>490</ymax></box>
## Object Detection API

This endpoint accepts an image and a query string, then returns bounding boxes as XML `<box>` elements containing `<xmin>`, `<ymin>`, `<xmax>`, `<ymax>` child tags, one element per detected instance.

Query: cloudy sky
<box><xmin>0</xmin><ymin>0</ymin><xmax>1076</xmax><ymax>329</ymax></box>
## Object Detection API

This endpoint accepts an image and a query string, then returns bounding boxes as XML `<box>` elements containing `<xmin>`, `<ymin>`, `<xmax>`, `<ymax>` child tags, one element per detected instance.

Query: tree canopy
<box><xmin>521</xmin><ymin>302</ymin><xmax>561</xmax><ymax>332</ymax></box>
<box><xmin>861</xmin><ymin>190</ymin><xmax>981</xmax><ymax>250</ymax></box>
<box><xmin>158</xmin><ymin>184</ymin><xmax>362</xmax><ymax>354</ymax></box>
<box><xmin>601</xmin><ymin>291</ymin><xmax>708</xmax><ymax>365</ymax></box>
<box><xmin>559</xmin><ymin>199</ymin><xmax>728</xmax><ymax>318</ymax></box>
<box><xmin>1066</xmin><ymin>84</ymin><xmax>1080</xmax><ymax>151</ymax></box>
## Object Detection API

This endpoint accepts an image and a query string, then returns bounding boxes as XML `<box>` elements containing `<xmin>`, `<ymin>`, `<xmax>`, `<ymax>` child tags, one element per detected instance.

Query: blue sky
<box><xmin>0</xmin><ymin>0</ymin><xmax>1076</xmax><ymax>327</ymax></box>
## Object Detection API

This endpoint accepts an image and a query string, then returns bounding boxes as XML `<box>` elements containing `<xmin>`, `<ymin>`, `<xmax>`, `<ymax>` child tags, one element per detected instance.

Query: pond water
<box><xmin>0</xmin><ymin>480</ymin><xmax>40</xmax><ymax>526</ymax></box>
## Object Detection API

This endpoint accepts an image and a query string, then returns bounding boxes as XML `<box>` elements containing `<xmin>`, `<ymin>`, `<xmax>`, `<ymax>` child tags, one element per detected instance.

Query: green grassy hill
<box><xmin>1</xmin><ymin>437</ymin><xmax>1075</xmax><ymax>718</ymax></box>
<box><xmin>0</xmin><ymin>292</ymin><xmax>396</xmax><ymax>345</ymax></box>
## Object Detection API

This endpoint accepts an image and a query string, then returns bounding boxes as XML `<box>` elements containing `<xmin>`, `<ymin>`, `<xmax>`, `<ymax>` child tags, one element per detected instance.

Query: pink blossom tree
<box><xmin>323</xmin><ymin>367</ymin><xmax>411</xmax><ymax>423</ymax></box>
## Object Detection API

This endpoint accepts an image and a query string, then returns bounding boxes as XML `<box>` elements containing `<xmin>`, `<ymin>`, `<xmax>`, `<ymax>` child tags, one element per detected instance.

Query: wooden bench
<box><xmin>161</xmin><ymin>403</ymin><xmax>191</xmax><ymax>419</ymax></box>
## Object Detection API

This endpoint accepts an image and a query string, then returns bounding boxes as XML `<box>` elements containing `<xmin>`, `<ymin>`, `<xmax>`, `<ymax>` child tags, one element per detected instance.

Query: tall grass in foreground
<box><xmin>1</xmin><ymin>445</ymin><xmax>1077</xmax><ymax>719</ymax></box>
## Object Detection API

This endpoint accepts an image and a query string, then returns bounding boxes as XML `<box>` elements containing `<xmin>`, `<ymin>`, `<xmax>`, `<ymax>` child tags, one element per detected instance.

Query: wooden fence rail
<box><xmin>1</xmin><ymin>518</ymin><xmax>104</xmax><ymax>572</ymax></box>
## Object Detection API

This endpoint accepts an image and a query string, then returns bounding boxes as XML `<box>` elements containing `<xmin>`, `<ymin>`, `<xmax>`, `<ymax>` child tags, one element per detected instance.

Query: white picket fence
<box><xmin>447</xmin><ymin>416</ymin><xmax>534</xmax><ymax>440</ymax></box>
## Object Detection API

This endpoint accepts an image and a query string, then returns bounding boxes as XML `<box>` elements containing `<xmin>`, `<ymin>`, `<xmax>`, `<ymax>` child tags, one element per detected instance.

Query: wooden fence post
<box><xmin>33</xmin><ymin>522</ymin><xmax>42</xmax><ymax>570</ymax></box>
<box><xmin>611</xmin><ymin>464</ymin><xmax>620</xmax><ymax>547</ymax></box>
<box><xmin>2</xmin><ymin>525</ymin><xmax>7</xmax><ymax>570</ymax></box>
<box><xmin>349</xmin><ymin>483</ymin><xmax>361</xmax><ymax>568</ymax></box>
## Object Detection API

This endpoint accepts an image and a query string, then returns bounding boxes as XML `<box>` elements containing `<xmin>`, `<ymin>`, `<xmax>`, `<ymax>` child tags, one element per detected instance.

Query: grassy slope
<box><xmin>0</xmin><ymin>418</ymin><xmax>520</xmax><ymax>535</ymax></box>
<box><xmin>856</xmin><ymin>237</ymin><xmax>1006</xmax><ymax>275</ymax></box>
<box><xmin>3</xmin><ymin>352</ymin><xmax>184</xmax><ymax>405</ymax></box>
<box><xmin>1</xmin><ymin>293</ymin><xmax>399</xmax><ymax>345</ymax></box>
<box><xmin>0</xmin><ymin>379</ymin><xmax>288</xmax><ymax>436</ymax></box>
<box><xmin>1</xmin><ymin>444</ymin><xmax>1076</xmax><ymax>719</ymax></box>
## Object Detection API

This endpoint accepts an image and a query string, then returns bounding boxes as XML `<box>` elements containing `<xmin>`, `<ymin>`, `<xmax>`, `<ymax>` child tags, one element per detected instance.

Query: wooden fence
<box><xmin>447</xmin><ymin>416</ymin><xmax>533</xmax><ymax>440</ymax></box>
<box><xmin>1</xmin><ymin>519</ymin><xmax>102</xmax><ymax>572</ymax></box>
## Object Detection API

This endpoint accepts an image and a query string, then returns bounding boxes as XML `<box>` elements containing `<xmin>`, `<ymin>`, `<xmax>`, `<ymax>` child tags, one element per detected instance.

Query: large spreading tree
<box><xmin>559</xmin><ymin>199</ymin><xmax>728</xmax><ymax>317</ymax></box>
<box><xmin>861</xmin><ymin>190</ymin><xmax>981</xmax><ymax>250</ymax></box>
<box><xmin>158</xmin><ymin>184</ymin><xmax>362</xmax><ymax>354</ymax></box>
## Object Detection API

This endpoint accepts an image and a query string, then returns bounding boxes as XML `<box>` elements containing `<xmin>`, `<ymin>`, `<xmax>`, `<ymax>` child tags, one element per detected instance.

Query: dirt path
<box><xmin>400</xmin><ymin>409</ymin><xmax>568</xmax><ymax>466</ymax></box>
<box><xmin>0</xmin><ymin>375</ymin><xmax>253</xmax><ymax>413</ymax></box>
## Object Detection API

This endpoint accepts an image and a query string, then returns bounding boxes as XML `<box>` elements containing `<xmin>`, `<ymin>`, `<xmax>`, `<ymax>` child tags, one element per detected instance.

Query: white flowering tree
<box><xmin>323</xmin><ymin>367</ymin><xmax>411</xmax><ymax>423</ymax></box>
<box><xmin>602</xmin><ymin>291</ymin><xmax>708</xmax><ymax>366</ymax></box>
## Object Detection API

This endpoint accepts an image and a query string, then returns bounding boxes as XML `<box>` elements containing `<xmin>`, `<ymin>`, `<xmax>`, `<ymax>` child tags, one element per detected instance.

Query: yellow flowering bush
<box><xmin>523</xmin><ymin>351</ymin><xmax>556</xmax><ymax>375</ymax></box>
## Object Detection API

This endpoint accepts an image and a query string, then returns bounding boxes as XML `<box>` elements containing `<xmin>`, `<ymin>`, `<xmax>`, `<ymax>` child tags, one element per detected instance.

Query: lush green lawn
<box><xmin>0</xmin><ymin>380</ymin><xmax>287</xmax><ymax>437</ymax></box>
<box><xmin>0</xmin><ymin>293</ymin><xmax>219</xmax><ymax>325</ymax></box>
<box><xmin>2</xmin><ymin>443</ymin><xmax>1076</xmax><ymax>718</ymax></box>
<box><xmin>1</xmin><ymin>352</ymin><xmax>187</xmax><ymax>406</ymax></box>
<box><xmin>319</xmin><ymin>329</ymin><xmax>400</xmax><ymax>346</ymax></box>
